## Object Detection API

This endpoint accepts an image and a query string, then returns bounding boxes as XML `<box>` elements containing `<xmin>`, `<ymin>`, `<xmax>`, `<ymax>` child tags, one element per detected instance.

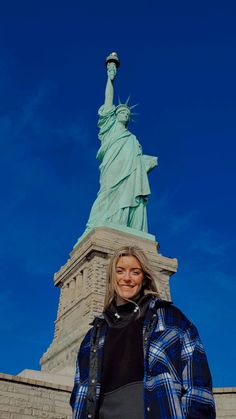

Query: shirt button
<box><xmin>91</xmin><ymin>379</ymin><xmax>95</xmax><ymax>384</ymax></box>
<box><xmin>88</xmin><ymin>415</ymin><xmax>92</xmax><ymax>418</ymax></box>
<box><xmin>147</xmin><ymin>406</ymin><xmax>151</xmax><ymax>412</ymax></box>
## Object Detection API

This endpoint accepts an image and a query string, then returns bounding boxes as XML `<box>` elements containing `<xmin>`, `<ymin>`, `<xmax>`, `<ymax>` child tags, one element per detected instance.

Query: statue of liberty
<box><xmin>80</xmin><ymin>52</ymin><xmax>157</xmax><ymax>240</ymax></box>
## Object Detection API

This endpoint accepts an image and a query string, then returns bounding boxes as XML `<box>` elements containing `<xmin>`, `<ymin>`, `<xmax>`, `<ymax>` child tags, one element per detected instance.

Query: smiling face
<box><xmin>115</xmin><ymin>255</ymin><xmax>144</xmax><ymax>304</ymax></box>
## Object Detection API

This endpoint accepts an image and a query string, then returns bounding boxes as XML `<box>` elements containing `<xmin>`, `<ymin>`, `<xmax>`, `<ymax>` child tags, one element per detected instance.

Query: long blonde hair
<box><xmin>104</xmin><ymin>246</ymin><xmax>160</xmax><ymax>308</ymax></box>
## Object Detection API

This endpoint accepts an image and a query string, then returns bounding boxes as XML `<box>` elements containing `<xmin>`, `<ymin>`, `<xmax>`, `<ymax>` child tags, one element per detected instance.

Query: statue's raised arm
<box><xmin>75</xmin><ymin>52</ymin><xmax>158</xmax><ymax>245</ymax></box>
<box><xmin>103</xmin><ymin>52</ymin><xmax>119</xmax><ymax>111</ymax></box>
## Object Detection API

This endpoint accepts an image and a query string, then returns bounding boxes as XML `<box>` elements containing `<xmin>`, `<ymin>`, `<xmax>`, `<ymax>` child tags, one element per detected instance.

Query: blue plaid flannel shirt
<box><xmin>70</xmin><ymin>298</ymin><xmax>216</xmax><ymax>418</ymax></box>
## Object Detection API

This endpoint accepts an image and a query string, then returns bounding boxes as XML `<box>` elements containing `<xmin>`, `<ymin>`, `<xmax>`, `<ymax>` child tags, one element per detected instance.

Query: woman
<box><xmin>70</xmin><ymin>246</ymin><xmax>216</xmax><ymax>418</ymax></box>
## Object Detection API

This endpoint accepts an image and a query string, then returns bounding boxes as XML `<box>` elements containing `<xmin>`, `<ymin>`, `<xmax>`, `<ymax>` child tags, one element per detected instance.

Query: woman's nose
<box><xmin>123</xmin><ymin>271</ymin><xmax>131</xmax><ymax>280</ymax></box>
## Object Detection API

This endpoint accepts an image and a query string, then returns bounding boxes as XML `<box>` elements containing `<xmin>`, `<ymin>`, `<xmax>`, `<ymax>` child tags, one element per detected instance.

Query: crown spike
<box><xmin>130</xmin><ymin>103</ymin><xmax>139</xmax><ymax>110</ymax></box>
<box><xmin>125</xmin><ymin>95</ymin><xmax>131</xmax><ymax>105</ymax></box>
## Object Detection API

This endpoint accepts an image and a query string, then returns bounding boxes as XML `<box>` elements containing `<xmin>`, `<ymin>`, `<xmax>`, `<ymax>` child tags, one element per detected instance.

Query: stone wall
<box><xmin>214</xmin><ymin>387</ymin><xmax>236</xmax><ymax>418</ymax></box>
<box><xmin>0</xmin><ymin>372</ymin><xmax>235</xmax><ymax>418</ymax></box>
<box><xmin>0</xmin><ymin>373</ymin><xmax>71</xmax><ymax>419</ymax></box>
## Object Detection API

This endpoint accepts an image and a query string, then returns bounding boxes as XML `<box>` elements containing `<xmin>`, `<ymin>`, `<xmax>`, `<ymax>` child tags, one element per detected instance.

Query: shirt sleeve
<box><xmin>181</xmin><ymin>323</ymin><xmax>216</xmax><ymax>418</ymax></box>
<box><xmin>70</xmin><ymin>331</ymin><xmax>91</xmax><ymax>418</ymax></box>
<box><xmin>70</xmin><ymin>353</ymin><xmax>81</xmax><ymax>410</ymax></box>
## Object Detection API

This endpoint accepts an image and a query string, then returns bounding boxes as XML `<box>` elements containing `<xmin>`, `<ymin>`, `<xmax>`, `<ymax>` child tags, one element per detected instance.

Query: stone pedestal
<box><xmin>40</xmin><ymin>227</ymin><xmax>178</xmax><ymax>378</ymax></box>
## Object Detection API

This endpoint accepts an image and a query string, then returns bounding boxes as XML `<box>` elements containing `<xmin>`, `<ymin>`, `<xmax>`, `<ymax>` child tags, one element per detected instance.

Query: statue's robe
<box><xmin>86</xmin><ymin>105</ymin><xmax>157</xmax><ymax>232</ymax></box>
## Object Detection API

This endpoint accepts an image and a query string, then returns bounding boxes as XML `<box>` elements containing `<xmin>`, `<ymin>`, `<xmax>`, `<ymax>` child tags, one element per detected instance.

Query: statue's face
<box><xmin>116</xmin><ymin>108</ymin><xmax>130</xmax><ymax>126</ymax></box>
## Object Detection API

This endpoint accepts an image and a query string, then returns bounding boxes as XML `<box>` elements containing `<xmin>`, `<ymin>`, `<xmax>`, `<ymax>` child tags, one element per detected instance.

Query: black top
<box><xmin>98</xmin><ymin>295</ymin><xmax>152</xmax><ymax>419</ymax></box>
<box><xmin>101</xmin><ymin>295</ymin><xmax>151</xmax><ymax>391</ymax></box>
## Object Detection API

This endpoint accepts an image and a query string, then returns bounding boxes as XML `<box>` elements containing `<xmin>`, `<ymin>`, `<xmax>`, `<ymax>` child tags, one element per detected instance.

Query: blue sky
<box><xmin>0</xmin><ymin>1</ymin><xmax>235</xmax><ymax>388</ymax></box>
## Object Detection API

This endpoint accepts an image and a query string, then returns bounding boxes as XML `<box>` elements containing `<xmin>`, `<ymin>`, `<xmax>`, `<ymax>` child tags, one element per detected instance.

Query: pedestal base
<box><xmin>40</xmin><ymin>227</ymin><xmax>178</xmax><ymax>377</ymax></box>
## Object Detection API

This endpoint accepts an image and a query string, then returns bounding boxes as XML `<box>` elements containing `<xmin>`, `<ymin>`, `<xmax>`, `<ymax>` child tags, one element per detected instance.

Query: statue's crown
<box><xmin>115</xmin><ymin>96</ymin><xmax>138</xmax><ymax>117</ymax></box>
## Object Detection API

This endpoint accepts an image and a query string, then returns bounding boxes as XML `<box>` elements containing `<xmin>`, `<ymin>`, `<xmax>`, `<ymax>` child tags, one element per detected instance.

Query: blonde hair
<box><xmin>104</xmin><ymin>245</ymin><xmax>160</xmax><ymax>308</ymax></box>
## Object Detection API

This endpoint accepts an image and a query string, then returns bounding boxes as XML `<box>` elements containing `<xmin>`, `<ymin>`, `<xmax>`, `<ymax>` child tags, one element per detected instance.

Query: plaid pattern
<box><xmin>71</xmin><ymin>299</ymin><xmax>215</xmax><ymax>418</ymax></box>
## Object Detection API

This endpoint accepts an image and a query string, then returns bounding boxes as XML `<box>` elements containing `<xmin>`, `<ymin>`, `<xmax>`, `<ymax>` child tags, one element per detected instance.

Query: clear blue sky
<box><xmin>0</xmin><ymin>1</ymin><xmax>235</xmax><ymax>388</ymax></box>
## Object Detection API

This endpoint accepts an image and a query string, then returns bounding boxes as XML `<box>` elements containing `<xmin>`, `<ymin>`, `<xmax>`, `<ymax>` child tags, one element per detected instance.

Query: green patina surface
<box><xmin>75</xmin><ymin>53</ymin><xmax>158</xmax><ymax>246</ymax></box>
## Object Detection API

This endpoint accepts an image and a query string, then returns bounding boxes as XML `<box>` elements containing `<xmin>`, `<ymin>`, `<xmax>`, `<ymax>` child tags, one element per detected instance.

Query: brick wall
<box><xmin>0</xmin><ymin>373</ymin><xmax>71</xmax><ymax>419</ymax></box>
<box><xmin>0</xmin><ymin>372</ymin><xmax>235</xmax><ymax>418</ymax></box>
<box><xmin>214</xmin><ymin>387</ymin><xmax>236</xmax><ymax>418</ymax></box>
